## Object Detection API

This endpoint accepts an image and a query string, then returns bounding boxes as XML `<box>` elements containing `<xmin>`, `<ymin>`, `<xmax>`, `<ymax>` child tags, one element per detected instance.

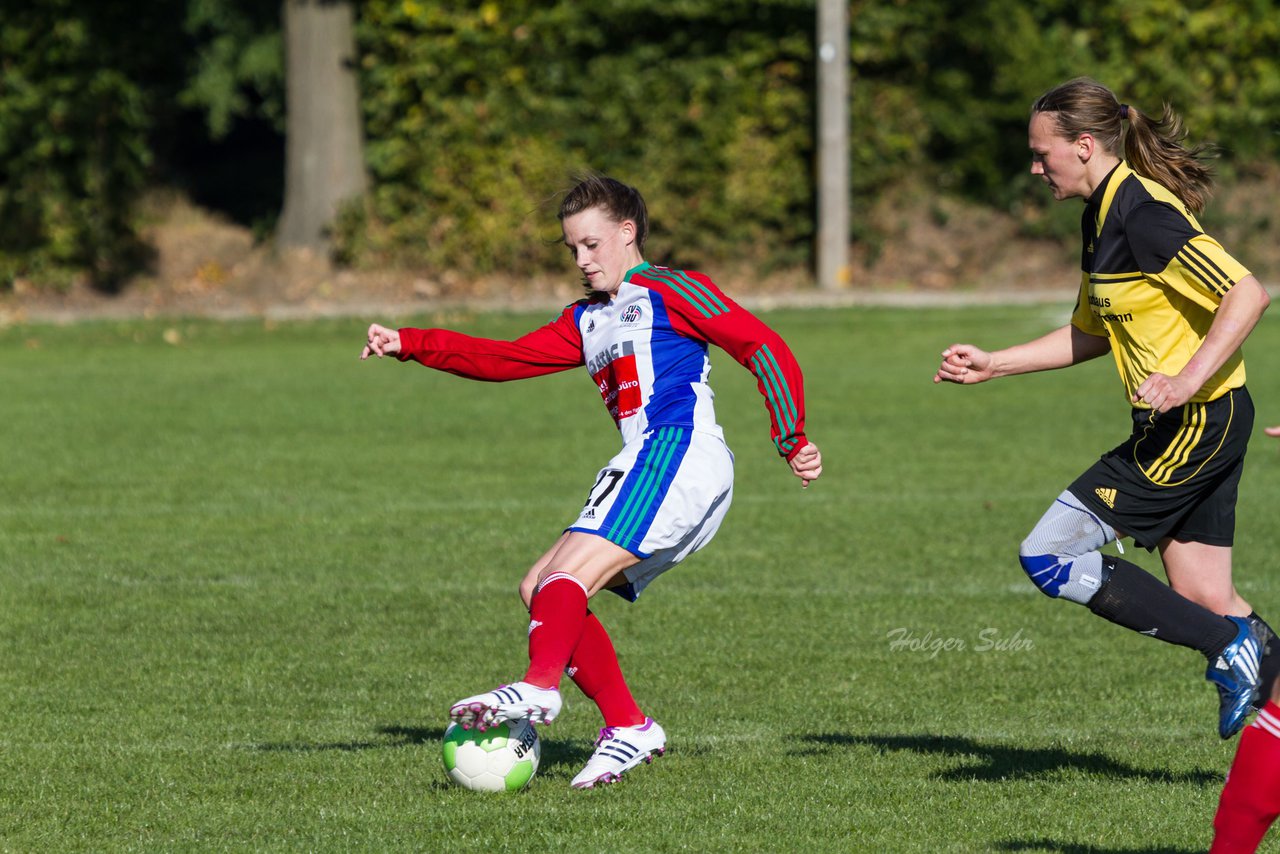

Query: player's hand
<box><xmin>361</xmin><ymin>323</ymin><xmax>401</xmax><ymax>360</ymax></box>
<box><xmin>1265</xmin><ymin>425</ymin><xmax>1280</xmax><ymax>438</ymax></box>
<box><xmin>933</xmin><ymin>344</ymin><xmax>994</xmax><ymax>384</ymax></box>
<box><xmin>1132</xmin><ymin>372</ymin><xmax>1196</xmax><ymax>413</ymax></box>
<box><xmin>789</xmin><ymin>442</ymin><xmax>822</xmax><ymax>488</ymax></box>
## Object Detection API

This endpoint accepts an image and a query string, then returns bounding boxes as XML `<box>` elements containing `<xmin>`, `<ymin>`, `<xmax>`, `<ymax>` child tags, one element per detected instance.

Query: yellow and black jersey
<box><xmin>1069</xmin><ymin>161</ymin><xmax>1250</xmax><ymax>407</ymax></box>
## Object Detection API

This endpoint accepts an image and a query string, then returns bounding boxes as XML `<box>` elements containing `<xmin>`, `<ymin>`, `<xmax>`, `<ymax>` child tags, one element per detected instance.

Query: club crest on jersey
<box><xmin>620</xmin><ymin>304</ymin><xmax>643</xmax><ymax>324</ymax></box>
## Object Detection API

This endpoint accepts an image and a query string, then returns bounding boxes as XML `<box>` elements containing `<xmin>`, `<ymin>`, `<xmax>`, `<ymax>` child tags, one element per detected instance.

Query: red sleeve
<box><xmin>396</xmin><ymin>303</ymin><xmax>585</xmax><ymax>381</ymax></box>
<box><xmin>642</xmin><ymin>269</ymin><xmax>808</xmax><ymax>461</ymax></box>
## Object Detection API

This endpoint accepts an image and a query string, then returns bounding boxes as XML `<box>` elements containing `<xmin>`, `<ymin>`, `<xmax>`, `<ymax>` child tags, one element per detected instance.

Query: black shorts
<box><xmin>1070</xmin><ymin>386</ymin><xmax>1253</xmax><ymax>550</ymax></box>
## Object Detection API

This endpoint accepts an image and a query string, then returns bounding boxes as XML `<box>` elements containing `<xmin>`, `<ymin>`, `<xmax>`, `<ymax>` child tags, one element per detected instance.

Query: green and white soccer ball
<box><xmin>442</xmin><ymin>719</ymin><xmax>541</xmax><ymax>792</ymax></box>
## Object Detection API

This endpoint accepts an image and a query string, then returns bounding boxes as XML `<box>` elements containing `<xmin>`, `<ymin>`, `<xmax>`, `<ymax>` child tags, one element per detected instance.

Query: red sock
<box><xmin>566</xmin><ymin>612</ymin><xmax>645</xmax><ymax>727</ymax></box>
<box><xmin>1211</xmin><ymin>701</ymin><xmax>1280</xmax><ymax>853</ymax></box>
<box><xmin>522</xmin><ymin>572</ymin><xmax>588</xmax><ymax>689</ymax></box>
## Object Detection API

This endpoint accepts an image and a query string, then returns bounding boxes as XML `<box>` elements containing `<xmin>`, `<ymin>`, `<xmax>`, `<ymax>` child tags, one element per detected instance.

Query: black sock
<box><xmin>1087</xmin><ymin>556</ymin><xmax>1237</xmax><ymax>658</ymax></box>
<box><xmin>1249</xmin><ymin>611</ymin><xmax>1280</xmax><ymax>698</ymax></box>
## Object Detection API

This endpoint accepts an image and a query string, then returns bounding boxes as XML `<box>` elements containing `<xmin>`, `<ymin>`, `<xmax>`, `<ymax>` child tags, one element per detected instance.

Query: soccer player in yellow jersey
<box><xmin>934</xmin><ymin>77</ymin><xmax>1273</xmax><ymax>739</ymax></box>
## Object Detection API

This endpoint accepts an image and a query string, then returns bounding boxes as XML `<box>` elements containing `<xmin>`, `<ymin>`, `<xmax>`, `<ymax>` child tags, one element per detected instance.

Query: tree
<box><xmin>0</xmin><ymin>0</ymin><xmax>185</xmax><ymax>289</ymax></box>
<box><xmin>276</xmin><ymin>0</ymin><xmax>366</xmax><ymax>252</ymax></box>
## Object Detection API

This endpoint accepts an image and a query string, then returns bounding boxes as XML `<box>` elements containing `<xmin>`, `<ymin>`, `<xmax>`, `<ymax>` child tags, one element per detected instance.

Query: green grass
<box><xmin>2</xmin><ymin>305</ymin><xmax>1279</xmax><ymax>852</ymax></box>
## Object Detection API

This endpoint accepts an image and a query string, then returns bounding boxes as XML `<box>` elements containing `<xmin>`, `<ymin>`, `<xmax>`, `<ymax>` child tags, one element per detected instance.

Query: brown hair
<box><xmin>1031</xmin><ymin>77</ymin><xmax>1214</xmax><ymax>213</ymax></box>
<box><xmin>558</xmin><ymin>175</ymin><xmax>649</xmax><ymax>252</ymax></box>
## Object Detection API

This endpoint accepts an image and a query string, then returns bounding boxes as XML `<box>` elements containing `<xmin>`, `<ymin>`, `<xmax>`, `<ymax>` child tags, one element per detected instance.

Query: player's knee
<box><xmin>1018</xmin><ymin>545</ymin><xmax>1066</xmax><ymax>598</ymax></box>
<box><xmin>1018</xmin><ymin>538</ymin><xmax>1109</xmax><ymax>605</ymax></box>
<box><xmin>518</xmin><ymin>575</ymin><xmax>539</xmax><ymax>609</ymax></box>
<box><xmin>1017</xmin><ymin>491</ymin><xmax>1116</xmax><ymax>602</ymax></box>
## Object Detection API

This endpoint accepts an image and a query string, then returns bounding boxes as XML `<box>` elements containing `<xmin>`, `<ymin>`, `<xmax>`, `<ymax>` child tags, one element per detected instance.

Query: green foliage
<box><xmin>0</xmin><ymin>1</ymin><xmax>175</xmax><ymax>289</ymax></box>
<box><xmin>179</xmin><ymin>0</ymin><xmax>285</xmax><ymax>138</ymax></box>
<box><xmin>9</xmin><ymin>0</ymin><xmax>1280</xmax><ymax>287</ymax></box>
<box><xmin>838</xmin><ymin>0</ymin><xmax>1280</xmax><ymax>246</ymax></box>
<box><xmin>347</xmin><ymin>0</ymin><xmax>1280</xmax><ymax>277</ymax></box>
<box><xmin>349</xmin><ymin>0</ymin><xmax>814</xmax><ymax>274</ymax></box>
<box><xmin>0</xmin><ymin>0</ymin><xmax>283</xmax><ymax>290</ymax></box>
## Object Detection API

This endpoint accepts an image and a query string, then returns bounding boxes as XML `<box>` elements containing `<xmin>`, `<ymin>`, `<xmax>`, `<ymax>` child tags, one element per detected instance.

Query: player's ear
<box><xmin>619</xmin><ymin>219</ymin><xmax>637</xmax><ymax>247</ymax></box>
<box><xmin>1076</xmin><ymin>132</ymin><xmax>1096</xmax><ymax>162</ymax></box>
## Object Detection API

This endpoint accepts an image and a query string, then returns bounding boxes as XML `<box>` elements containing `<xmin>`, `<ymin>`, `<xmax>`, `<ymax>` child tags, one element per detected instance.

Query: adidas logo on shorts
<box><xmin>1095</xmin><ymin>487</ymin><xmax>1117</xmax><ymax>509</ymax></box>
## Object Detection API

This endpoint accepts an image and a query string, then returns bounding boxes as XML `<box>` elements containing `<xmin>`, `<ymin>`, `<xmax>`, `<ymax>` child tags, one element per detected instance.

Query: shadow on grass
<box><xmin>244</xmin><ymin>724</ymin><xmax>594</xmax><ymax>772</ymax></box>
<box><xmin>803</xmin><ymin>733</ymin><xmax>1220</xmax><ymax>785</ymax></box>
<box><xmin>997</xmin><ymin>840</ymin><xmax>1200</xmax><ymax>854</ymax></box>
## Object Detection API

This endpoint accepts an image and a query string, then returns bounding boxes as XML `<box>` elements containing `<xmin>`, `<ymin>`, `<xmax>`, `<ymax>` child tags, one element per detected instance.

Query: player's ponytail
<box><xmin>1122</xmin><ymin>103</ymin><xmax>1215</xmax><ymax>214</ymax></box>
<box><xmin>1031</xmin><ymin>77</ymin><xmax>1214</xmax><ymax>214</ymax></box>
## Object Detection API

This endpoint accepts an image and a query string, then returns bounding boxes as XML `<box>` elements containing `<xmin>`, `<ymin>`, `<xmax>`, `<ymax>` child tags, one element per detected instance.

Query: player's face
<box><xmin>1028</xmin><ymin>112</ymin><xmax>1089</xmax><ymax>201</ymax></box>
<box><xmin>562</xmin><ymin>207</ymin><xmax>639</xmax><ymax>294</ymax></box>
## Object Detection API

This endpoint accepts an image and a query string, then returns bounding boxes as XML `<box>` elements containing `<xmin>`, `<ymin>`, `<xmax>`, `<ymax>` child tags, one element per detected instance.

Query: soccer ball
<box><xmin>442</xmin><ymin>719</ymin><xmax>541</xmax><ymax>792</ymax></box>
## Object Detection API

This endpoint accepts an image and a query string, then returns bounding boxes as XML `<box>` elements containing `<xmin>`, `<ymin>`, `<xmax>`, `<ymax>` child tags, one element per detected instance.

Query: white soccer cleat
<box><xmin>570</xmin><ymin>717</ymin><xmax>667</xmax><ymax>789</ymax></box>
<box><xmin>449</xmin><ymin>681</ymin><xmax>563</xmax><ymax>731</ymax></box>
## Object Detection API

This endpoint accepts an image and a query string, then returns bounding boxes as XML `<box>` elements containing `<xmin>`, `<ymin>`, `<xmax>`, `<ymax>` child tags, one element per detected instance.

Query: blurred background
<box><xmin>4</xmin><ymin>0</ymin><xmax>1280</xmax><ymax>316</ymax></box>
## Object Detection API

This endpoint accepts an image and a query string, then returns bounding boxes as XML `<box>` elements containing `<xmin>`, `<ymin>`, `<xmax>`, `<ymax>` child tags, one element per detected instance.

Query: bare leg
<box><xmin>1160</xmin><ymin>538</ymin><xmax>1251</xmax><ymax>617</ymax></box>
<box><xmin>520</xmin><ymin>531</ymin><xmax>638</xmax><ymax>607</ymax></box>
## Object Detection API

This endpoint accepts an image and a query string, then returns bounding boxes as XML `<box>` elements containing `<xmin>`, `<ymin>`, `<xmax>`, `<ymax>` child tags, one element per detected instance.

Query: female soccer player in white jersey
<box><xmin>361</xmin><ymin>175</ymin><xmax>822</xmax><ymax>788</ymax></box>
<box><xmin>933</xmin><ymin>78</ymin><xmax>1273</xmax><ymax>740</ymax></box>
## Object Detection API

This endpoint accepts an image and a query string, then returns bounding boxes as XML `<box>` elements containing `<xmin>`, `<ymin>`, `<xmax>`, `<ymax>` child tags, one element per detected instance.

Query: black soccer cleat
<box><xmin>1248</xmin><ymin>614</ymin><xmax>1278</xmax><ymax>712</ymax></box>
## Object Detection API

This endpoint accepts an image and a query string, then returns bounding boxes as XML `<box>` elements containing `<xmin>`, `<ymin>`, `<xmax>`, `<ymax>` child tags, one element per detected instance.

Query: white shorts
<box><xmin>566</xmin><ymin>426</ymin><xmax>734</xmax><ymax>601</ymax></box>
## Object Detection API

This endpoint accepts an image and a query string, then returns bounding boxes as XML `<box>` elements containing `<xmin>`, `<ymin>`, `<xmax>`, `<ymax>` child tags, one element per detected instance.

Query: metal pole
<box><xmin>817</xmin><ymin>0</ymin><xmax>849</xmax><ymax>290</ymax></box>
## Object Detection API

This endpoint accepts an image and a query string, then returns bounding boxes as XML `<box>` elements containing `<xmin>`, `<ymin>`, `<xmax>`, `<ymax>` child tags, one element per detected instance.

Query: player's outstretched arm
<box><xmin>788</xmin><ymin>442</ymin><xmax>822</xmax><ymax>489</ymax></box>
<box><xmin>934</xmin><ymin>325</ymin><xmax>1109</xmax><ymax>385</ymax></box>
<box><xmin>360</xmin><ymin>323</ymin><xmax>401</xmax><ymax>360</ymax></box>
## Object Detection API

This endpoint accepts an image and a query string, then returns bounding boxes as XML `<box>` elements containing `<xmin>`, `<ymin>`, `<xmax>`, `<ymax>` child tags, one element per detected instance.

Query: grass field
<box><xmin>3</xmin><ymin>304</ymin><xmax>1279</xmax><ymax>852</ymax></box>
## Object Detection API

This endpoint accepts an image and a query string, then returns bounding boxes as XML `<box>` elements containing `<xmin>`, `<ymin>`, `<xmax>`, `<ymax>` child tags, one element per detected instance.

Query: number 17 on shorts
<box><xmin>567</xmin><ymin>428</ymin><xmax>734</xmax><ymax>558</ymax></box>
